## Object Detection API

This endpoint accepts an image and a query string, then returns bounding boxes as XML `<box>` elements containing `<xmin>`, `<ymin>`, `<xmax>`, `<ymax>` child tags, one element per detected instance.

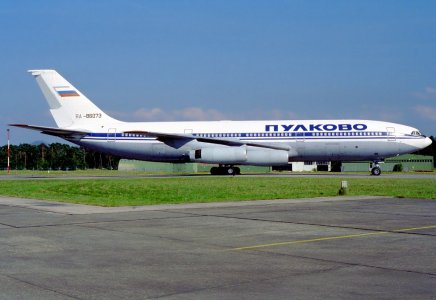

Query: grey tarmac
<box><xmin>1</xmin><ymin>196</ymin><xmax>436</xmax><ymax>299</ymax></box>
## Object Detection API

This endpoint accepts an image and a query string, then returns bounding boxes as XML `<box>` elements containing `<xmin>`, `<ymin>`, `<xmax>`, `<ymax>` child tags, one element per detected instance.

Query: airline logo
<box><xmin>265</xmin><ymin>123</ymin><xmax>368</xmax><ymax>132</ymax></box>
<box><xmin>54</xmin><ymin>86</ymin><xmax>79</xmax><ymax>97</ymax></box>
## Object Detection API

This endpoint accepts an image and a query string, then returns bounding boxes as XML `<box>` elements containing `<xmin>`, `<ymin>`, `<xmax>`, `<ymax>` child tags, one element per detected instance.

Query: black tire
<box><xmin>234</xmin><ymin>167</ymin><xmax>241</xmax><ymax>175</ymax></box>
<box><xmin>227</xmin><ymin>167</ymin><xmax>234</xmax><ymax>175</ymax></box>
<box><xmin>210</xmin><ymin>167</ymin><xmax>218</xmax><ymax>175</ymax></box>
<box><xmin>371</xmin><ymin>167</ymin><xmax>381</xmax><ymax>176</ymax></box>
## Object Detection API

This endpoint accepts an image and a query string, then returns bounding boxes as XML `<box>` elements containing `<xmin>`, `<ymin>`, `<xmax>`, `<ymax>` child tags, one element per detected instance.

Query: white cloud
<box><xmin>133</xmin><ymin>108</ymin><xmax>167</xmax><ymax>121</ymax></box>
<box><xmin>173</xmin><ymin>107</ymin><xmax>227</xmax><ymax>121</ymax></box>
<box><xmin>413</xmin><ymin>86</ymin><xmax>436</xmax><ymax>100</ymax></box>
<box><xmin>414</xmin><ymin>105</ymin><xmax>436</xmax><ymax>121</ymax></box>
<box><xmin>120</xmin><ymin>107</ymin><xmax>299</xmax><ymax>122</ymax></box>
<box><xmin>131</xmin><ymin>107</ymin><xmax>226</xmax><ymax>121</ymax></box>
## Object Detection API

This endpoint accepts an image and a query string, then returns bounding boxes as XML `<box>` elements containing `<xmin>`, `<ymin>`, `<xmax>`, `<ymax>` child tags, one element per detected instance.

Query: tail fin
<box><xmin>28</xmin><ymin>70</ymin><xmax>119</xmax><ymax>128</ymax></box>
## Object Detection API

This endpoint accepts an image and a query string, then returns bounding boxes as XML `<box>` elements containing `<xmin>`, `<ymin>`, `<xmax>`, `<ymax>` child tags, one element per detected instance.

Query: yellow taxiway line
<box><xmin>232</xmin><ymin>225</ymin><xmax>436</xmax><ymax>251</ymax></box>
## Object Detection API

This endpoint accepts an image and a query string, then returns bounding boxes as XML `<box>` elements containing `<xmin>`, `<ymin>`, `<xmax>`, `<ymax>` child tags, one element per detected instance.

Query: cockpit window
<box><xmin>411</xmin><ymin>131</ymin><xmax>422</xmax><ymax>136</ymax></box>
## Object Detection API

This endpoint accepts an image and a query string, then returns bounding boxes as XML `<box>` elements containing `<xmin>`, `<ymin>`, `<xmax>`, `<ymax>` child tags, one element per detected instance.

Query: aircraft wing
<box><xmin>11</xmin><ymin>125</ymin><xmax>290</xmax><ymax>151</ymax></box>
<box><xmin>124</xmin><ymin>130</ymin><xmax>290</xmax><ymax>151</ymax></box>
<box><xmin>9</xmin><ymin>124</ymin><xmax>89</xmax><ymax>138</ymax></box>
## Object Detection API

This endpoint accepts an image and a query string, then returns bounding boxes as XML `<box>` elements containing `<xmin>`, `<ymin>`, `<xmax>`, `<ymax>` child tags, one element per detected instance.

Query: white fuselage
<box><xmin>71</xmin><ymin>119</ymin><xmax>431</xmax><ymax>165</ymax></box>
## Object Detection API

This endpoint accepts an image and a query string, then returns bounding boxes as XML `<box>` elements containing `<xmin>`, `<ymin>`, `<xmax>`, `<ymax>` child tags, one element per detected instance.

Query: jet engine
<box><xmin>189</xmin><ymin>145</ymin><xmax>289</xmax><ymax>166</ymax></box>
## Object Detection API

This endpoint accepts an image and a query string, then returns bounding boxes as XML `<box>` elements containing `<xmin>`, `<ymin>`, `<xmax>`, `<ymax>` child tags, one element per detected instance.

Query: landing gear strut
<box><xmin>370</xmin><ymin>162</ymin><xmax>381</xmax><ymax>176</ymax></box>
<box><xmin>210</xmin><ymin>165</ymin><xmax>241</xmax><ymax>175</ymax></box>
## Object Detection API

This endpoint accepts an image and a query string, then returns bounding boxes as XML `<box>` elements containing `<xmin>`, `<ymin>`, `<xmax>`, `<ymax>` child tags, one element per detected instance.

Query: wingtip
<box><xmin>9</xmin><ymin>123</ymin><xmax>29</xmax><ymax>127</ymax></box>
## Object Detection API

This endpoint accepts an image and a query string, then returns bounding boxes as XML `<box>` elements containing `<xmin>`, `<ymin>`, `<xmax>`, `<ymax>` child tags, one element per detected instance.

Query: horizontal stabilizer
<box><xmin>9</xmin><ymin>124</ymin><xmax>89</xmax><ymax>138</ymax></box>
<box><xmin>124</xmin><ymin>130</ymin><xmax>290</xmax><ymax>151</ymax></box>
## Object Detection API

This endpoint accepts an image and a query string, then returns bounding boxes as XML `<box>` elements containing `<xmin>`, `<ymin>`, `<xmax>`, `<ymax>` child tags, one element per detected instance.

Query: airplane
<box><xmin>10</xmin><ymin>69</ymin><xmax>432</xmax><ymax>176</ymax></box>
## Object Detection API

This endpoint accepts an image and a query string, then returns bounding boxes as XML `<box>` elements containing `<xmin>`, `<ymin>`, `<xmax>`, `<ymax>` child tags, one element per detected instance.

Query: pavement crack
<box><xmin>181</xmin><ymin>211</ymin><xmax>436</xmax><ymax>238</ymax></box>
<box><xmin>255</xmin><ymin>250</ymin><xmax>436</xmax><ymax>277</ymax></box>
<box><xmin>4</xmin><ymin>213</ymin><xmax>202</xmax><ymax>229</ymax></box>
<box><xmin>0</xmin><ymin>222</ymin><xmax>18</xmax><ymax>228</ymax></box>
<box><xmin>1</xmin><ymin>273</ymin><xmax>84</xmax><ymax>299</ymax></box>
<box><xmin>146</xmin><ymin>265</ymin><xmax>344</xmax><ymax>299</ymax></box>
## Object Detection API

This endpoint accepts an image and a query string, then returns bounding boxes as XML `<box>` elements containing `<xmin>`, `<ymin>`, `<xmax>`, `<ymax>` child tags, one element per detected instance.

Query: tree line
<box><xmin>0</xmin><ymin>143</ymin><xmax>120</xmax><ymax>170</ymax></box>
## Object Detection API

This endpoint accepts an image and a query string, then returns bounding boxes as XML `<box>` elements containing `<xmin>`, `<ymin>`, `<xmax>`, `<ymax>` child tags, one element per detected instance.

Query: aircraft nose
<box><xmin>424</xmin><ymin>137</ymin><xmax>433</xmax><ymax>148</ymax></box>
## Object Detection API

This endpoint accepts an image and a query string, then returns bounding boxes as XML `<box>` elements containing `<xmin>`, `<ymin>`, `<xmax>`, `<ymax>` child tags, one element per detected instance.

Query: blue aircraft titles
<box><xmin>265</xmin><ymin>123</ymin><xmax>368</xmax><ymax>132</ymax></box>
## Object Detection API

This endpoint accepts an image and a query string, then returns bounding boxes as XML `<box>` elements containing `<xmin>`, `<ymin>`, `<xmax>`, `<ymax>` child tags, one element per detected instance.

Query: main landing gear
<box><xmin>369</xmin><ymin>162</ymin><xmax>381</xmax><ymax>176</ymax></box>
<box><xmin>210</xmin><ymin>165</ymin><xmax>241</xmax><ymax>175</ymax></box>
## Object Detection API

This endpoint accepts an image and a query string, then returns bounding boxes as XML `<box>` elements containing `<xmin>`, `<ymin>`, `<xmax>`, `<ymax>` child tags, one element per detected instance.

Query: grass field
<box><xmin>0</xmin><ymin>176</ymin><xmax>434</xmax><ymax>206</ymax></box>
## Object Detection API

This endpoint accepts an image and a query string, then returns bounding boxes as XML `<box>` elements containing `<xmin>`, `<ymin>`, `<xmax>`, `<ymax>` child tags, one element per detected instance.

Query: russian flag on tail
<box><xmin>54</xmin><ymin>86</ymin><xmax>79</xmax><ymax>97</ymax></box>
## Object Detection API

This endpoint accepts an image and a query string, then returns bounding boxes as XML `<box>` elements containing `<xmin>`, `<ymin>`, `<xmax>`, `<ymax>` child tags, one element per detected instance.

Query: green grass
<box><xmin>0</xmin><ymin>169</ymin><xmax>145</xmax><ymax>177</ymax></box>
<box><xmin>0</xmin><ymin>177</ymin><xmax>434</xmax><ymax>206</ymax></box>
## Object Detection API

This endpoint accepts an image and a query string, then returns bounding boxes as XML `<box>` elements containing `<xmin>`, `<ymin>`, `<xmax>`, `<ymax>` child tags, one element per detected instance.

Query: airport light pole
<box><xmin>7</xmin><ymin>129</ymin><xmax>10</xmax><ymax>175</ymax></box>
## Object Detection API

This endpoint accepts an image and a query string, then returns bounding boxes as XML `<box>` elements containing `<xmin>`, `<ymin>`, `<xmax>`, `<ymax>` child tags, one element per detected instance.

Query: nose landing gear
<box><xmin>369</xmin><ymin>162</ymin><xmax>382</xmax><ymax>176</ymax></box>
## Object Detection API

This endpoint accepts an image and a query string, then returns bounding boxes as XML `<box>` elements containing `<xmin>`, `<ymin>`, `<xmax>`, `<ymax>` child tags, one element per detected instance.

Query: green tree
<box><xmin>1</xmin><ymin>143</ymin><xmax>121</xmax><ymax>170</ymax></box>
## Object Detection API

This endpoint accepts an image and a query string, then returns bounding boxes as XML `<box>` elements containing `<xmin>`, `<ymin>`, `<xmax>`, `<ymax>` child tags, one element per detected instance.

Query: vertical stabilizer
<box><xmin>28</xmin><ymin>70</ymin><xmax>119</xmax><ymax>129</ymax></box>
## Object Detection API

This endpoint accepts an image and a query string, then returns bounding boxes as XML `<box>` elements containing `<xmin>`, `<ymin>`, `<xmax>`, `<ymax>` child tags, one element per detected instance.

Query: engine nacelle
<box><xmin>189</xmin><ymin>146</ymin><xmax>247</xmax><ymax>164</ymax></box>
<box><xmin>189</xmin><ymin>146</ymin><xmax>289</xmax><ymax>166</ymax></box>
<box><xmin>245</xmin><ymin>148</ymin><xmax>288</xmax><ymax>166</ymax></box>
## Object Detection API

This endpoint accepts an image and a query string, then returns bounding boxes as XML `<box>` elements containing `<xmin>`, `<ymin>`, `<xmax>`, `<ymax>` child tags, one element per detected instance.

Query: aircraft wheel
<box><xmin>210</xmin><ymin>167</ymin><xmax>219</xmax><ymax>175</ymax></box>
<box><xmin>371</xmin><ymin>167</ymin><xmax>381</xmax><ymax>176</ymax></box>
<box><xmin>211</xmin><ymin>166</ymin><xmax>240</xmax><ymax>175</ymax></box>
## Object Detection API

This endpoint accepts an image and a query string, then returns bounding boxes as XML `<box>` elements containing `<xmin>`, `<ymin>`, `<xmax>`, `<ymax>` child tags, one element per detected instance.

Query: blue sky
<box><xmin>1</xmin><ymin>0</ymin><xmax>436</xmax><ymax>144</ymax></box>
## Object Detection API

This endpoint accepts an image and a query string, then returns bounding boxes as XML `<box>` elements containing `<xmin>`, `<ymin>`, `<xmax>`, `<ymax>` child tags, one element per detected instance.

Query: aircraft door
<box><xmin>107</xmin><ymin>128</ymin><xmax>117</xmax><ymax>142</ymax></box>
<box><xmin>386</xmin><ymin>127</ymin><xmax>396</xmax><ymax>141</ymax></box>
<box><xmin>296</xmin><ymin>132</ymin><xmax>305</xmax><ymax>154</ymax></box>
